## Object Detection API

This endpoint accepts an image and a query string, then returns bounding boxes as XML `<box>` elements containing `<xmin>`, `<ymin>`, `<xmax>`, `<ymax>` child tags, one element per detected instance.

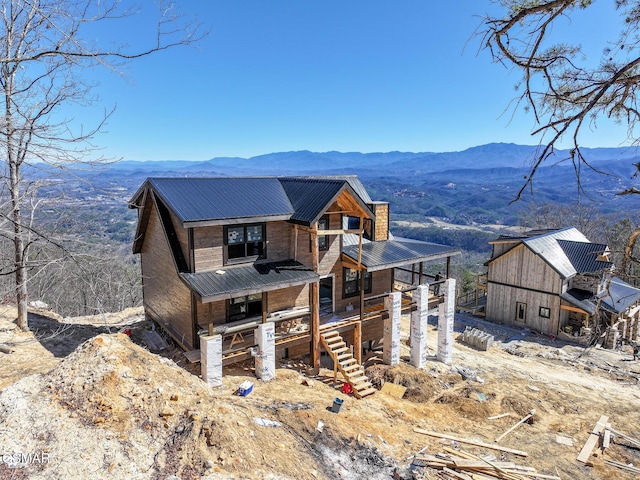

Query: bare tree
<box><xmin>482</xmin><ymin>0</ymin><xmax>640</xmax><ymax>278</ymax></box>
<box><xmin>0</xmin><ymin>0</ymin><xmax>205</xmax><ymax>330</ymax></box>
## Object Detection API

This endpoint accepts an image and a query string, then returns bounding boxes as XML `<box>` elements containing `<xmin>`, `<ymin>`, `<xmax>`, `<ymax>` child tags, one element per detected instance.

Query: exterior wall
<box><xmin>485</xmin><ymin>282</ymin><xmax>560</xmax><ymax>334</ymax></box>
<box><xmin>488</xmin><ymin>245</ymin><xmax>563</xmax><ymax>293</ymax></box>
<box><xmin>195</xmin><ymin>285</ymin><xmax>309</xmax><ymax>329</ymax></box>
<box><xmin>571</xmin><ymin>273</ymin><xmax>602</xmax><ymax>295</ymax></box>
<box><xmin>334</xmin><ymin>267</ymin><xmax>393</xmax><ymax>313</ymax></box>
<box><xmin>486</xmin><ymin>244</ymin><xmax>563</xmax><ymax>335</ymax></box>
<box><xmin>141</xmin><ymin>204</ymin><xmax>194</xmax><ymax>349</ymax></box>
<box><xmin>317</xmin><ymin>213</ymin><xmax>341</xmax><ymax>276</ymax></box>
<box><xmin>265</xmin><ymin>220</ymin><xmax>293</xmax><ymax>262</ymax></box>
<box><xmin>193</xmin><ymin>221</ymin><xmax>294</xmax><ymax>273</ymax></box>
<box><xmin>490</xmin><ymin>241</ymin><xmax>520</xmax><ymax>260</ymax></box>
<box><xmin>193</xmin><ymin>225</ymin><xmax>224</xmax><ymax>272</ymax></box>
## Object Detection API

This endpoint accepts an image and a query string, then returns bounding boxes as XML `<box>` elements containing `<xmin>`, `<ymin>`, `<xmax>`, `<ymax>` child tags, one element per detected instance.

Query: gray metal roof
<box><xmin>561</xmin><ymin>289</ymin><xmax>597</xmax><ymax>315</ymax></box>
<box><xmin>521</xmin><ymin>227</ymin><xmax>590</xmax><ymax>278</ymax></box>
<box><xmin>279</xmin><ymin>177</ymin><xmax>373</xmax><ymax>225</ymax></box>
<box><xmin>137</xmin><ymin>177</ymin><xmax>295</xmax><ymax>225</ymax></box>
<box><xmin>599</xmin><ymin>277</ymin><xmax>640</xmax><ymax>314</ymax></box>
<box><xmin>342</xmin><ymin>240</ymin><xmax>460</xmax><ymax>272</ymax></box>
<box><xmin>180</xmin><ymin>260</ymin><xmax>319</xmax><ymax>302</ymax></box>
<box><xmin>557</xmin><ymin>240</ymin><xmax>612</xmax><ymax>274</ymax></box>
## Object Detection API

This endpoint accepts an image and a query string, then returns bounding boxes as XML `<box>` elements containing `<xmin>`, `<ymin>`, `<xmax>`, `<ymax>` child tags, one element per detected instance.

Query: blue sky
<box><xmin>79</xmin><ymin>1</ymin><xmax>628</xmax><ymax>161</ymax></box>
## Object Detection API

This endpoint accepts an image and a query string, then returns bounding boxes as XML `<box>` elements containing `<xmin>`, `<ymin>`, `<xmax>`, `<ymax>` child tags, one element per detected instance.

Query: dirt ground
<box><xmin>1</xmin><ymin>304</ymin><xmax>640</xmax><ymax>480</ymax></box>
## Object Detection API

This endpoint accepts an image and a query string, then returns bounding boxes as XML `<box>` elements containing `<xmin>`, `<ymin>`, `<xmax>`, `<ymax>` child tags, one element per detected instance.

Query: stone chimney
<box><xmin>369</xmin><ymin>201</ymin><xmax>389</xmax><ymax>241</ymax></box>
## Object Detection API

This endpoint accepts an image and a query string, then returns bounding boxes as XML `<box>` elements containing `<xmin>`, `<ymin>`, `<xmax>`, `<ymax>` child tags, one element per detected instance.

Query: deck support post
<box><xmin>410</xmin><ymin>284</ymin><xmax>429</xmax><ymax>369</ymax></box>
<box><xmin>311</xmin><ymin>281</ymin><xmax>320</xmax><ymax>369</ymax></box>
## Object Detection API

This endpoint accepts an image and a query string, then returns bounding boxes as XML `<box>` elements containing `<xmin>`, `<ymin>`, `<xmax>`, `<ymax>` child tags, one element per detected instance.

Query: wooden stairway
<box><xmin>320</xmin><ymin>330</ymin><xmax>376</xmax><ymax>399</ymax></box>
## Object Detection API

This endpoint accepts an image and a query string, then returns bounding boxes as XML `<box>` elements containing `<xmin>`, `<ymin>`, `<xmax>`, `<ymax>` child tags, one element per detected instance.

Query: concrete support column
<box><xmin>410</xmin><ymin>284</ymin><xmax>429</xmax><ymax>369</ymax></box>
<box><xmin>200</xmin><ymin>334</ymin><xmax>223</xmax><ymax>387</ymax></box>
<box><xmin>383</xmin><ymin>291</ymin><xmax>401</xmax><ymax>366</ymax></box>
<box><xmin>437</xmin><ymin>278</ymin><xmax>456</xmax><ymax>365</ymax></box>
<box><xmin>255</xmin><ymin>323</ymin><xmax>276</xmax><ymax>381</ymax></box>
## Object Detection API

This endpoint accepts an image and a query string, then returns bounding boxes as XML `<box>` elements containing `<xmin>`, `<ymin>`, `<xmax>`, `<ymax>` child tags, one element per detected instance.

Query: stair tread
<box><xmin>325</xmin><ymin>337</ymin><xmax>342</xmax><ymax>344</ymax></box>
<box><xmin>337</xmin><ymin>353</ymin><xmax>353</xmax><ymax>361</ymax></box>
<box><xmin>332</xmin><ymin>346</ymin><xmax>350</xmax><ymax>355</ymax></box>
<box><xmin>342</xmin><ymin>362</ymin><xmax>362</xmax><ymax>374</ymax></box>
<box><xmin>321</xmin><ymin>331</ymin><xmax>339</xmax><ymax>338</ymax></box>
<box><xmin>355</xmin><ymin>387</ymin><xmax>377</xmax><ymax>398</ymax></box>
<box><xmin>350</xmin><ymin>377</ymin><xmax>370</xmax><ymax>386</ymax></box>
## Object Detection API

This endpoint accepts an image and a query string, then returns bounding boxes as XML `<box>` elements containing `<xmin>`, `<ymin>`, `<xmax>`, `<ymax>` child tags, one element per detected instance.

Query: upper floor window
<box><xmin>318</xmin><ymin>215</ymin><xmax>329</xmax><ymax>251</ymax></box>
<box><xmin>225</xmin><ymin>224</ymin><xmax>265</xmax><ymax>263</ymax></box>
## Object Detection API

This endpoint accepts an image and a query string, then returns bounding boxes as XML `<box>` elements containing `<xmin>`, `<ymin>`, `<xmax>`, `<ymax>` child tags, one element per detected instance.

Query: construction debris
<box><xmin>412</xmin><ymin>447</ymin><xmax>560</xmax><ymax>480</ymax></box>
<box><xmin>495</xmin><ymin>409</ymin><xmax>536</xmax><ymax>443</ymax></box>
<box><xmin>413</xmin><ymin>428</ymin><xmax>528</xmax><ymax>457</ymax></box>
<box><xmin>576</xmin><ymin>415</ymin><xmax>608</xmax><ymax>464</ymax></box>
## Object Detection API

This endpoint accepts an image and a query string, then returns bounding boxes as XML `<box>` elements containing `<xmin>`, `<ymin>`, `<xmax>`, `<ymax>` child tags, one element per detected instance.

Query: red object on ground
<box><xmin>341</xmin><ymin>383</ymin><xmax>353</xmax><ymax>395</ymax></box>
<box><xmin>122</xmin><ymin>328</ymin><xmax>132</xmax><ymax>337</ymax></box>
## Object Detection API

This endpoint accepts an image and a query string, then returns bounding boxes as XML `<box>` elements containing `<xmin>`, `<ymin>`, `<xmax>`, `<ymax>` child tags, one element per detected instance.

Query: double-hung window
<box><xmin>225</xmin><ymin>224</ymin><xmax>265</xmax><ymax>263</ymax></box>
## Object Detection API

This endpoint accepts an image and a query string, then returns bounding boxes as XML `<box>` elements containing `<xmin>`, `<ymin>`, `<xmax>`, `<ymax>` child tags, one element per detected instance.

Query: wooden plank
<box><xmin>495</xmin><ymin>410</ymin><xmax>535</xmax><ymax>443</ymax></box>
<box><xmin>607</xmin><ymin>426</ymin><xmax>640</xmax><ymax>448</ymax></box>
<box><xmin>604</xmin><ymin>459</ymin><xmax>640</xmax><ymax>474</ymax></box>
<box><xmin>602</xmin><ymin>423</ymin><xmax>611</xmax><ymax>449</ymax></box>
<box><xmin>413</xmin><ymin>428</ymin><xmax>528</xmax><ymax>457</ymax></box>
<box><xmin>577</xmin><ymin>415</ymin><xmax>608</xmax><ymax>463</ymax></box>
<box><xmin>488</xmin><ymin>413</ymin><xmax>512</xmax><ymax>420</ymax></box>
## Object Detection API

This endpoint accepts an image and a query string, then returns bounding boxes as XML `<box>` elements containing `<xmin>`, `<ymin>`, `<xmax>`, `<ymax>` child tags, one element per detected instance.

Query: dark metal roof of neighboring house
<box><xmin>180</xmin><ymin>260</ymin><xmax>319</xmax><ymax>302</ymax></box>
<box><xmin>557</xmin><ymin>240</ymin><xmax>612</xmax><ymax>274</ymax></box>
<box><xmin>599</xmin><ymin>277</ymin><xmax>640</xmax><ymax>314</ymax></box>
<box><xmin>136</xmin><ymin>177</ymin><xmax>295</xmax><ymax>225</ymax></box>
<box><xmin>278</xmin><ymin>177</ymin><xmax>373</xmax><ymax>225</ymax></box>
<box><xmin>342</xmin><ymin>240</ymin><xmax>461</xmax><ymax>272</ymax></box>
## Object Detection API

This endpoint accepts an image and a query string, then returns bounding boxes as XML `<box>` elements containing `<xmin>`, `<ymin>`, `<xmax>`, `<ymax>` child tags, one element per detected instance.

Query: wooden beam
<box><xmin>495</xmin><ymin>410</ymin><xmax>535</xmax><ymax>443</ymax></box>
<box><xmin>354</xmin><ymin>321</ymin><xmax>362</xmax><ymax>364</ymax></box>
<box><xmin>413</xmin><ymin>428</ymin><xmax>528</xmax><ymax>457</ymax></box>
<box><xmin>310</xmin><ymin>281</ymin><xmax>320</xmax><ymax>369</ymax></box>
<box><xmin>577</xmin><ymin>415</ymin><xmax>608</xmax><ymax>463</ymax></box>
<box><xmin>560</xmin><ymin>305</ymin><xmax>589</xmax><ymax>315</ymax></box>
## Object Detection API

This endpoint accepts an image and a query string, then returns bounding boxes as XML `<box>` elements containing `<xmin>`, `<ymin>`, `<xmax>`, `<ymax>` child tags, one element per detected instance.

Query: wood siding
<box><xmin>486</xmin><ymin>244</ymin><xmax>563</xmax><ymax>335</ymax></box>
<box><xmin>141</xmin><ymin>204</ymin><xmax>194</xmax><ymax>349</ymax></box>
<box><xmin>317</xmin><ymin>214</ymin><xmax>341</xmax><ymax>275</ymax></box>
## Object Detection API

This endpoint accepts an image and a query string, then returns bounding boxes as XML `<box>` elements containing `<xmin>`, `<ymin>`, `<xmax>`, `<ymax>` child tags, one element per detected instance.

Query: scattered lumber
<box><xmin>607</xmin><ymin>426</ymin><xmax>640</xmax><ymax>449</ymax></box>
<box><xmin>495</xmin><ymin>409</ymin><xmax>536</xmax><ymax>443</ymax></box>
<box><xmin>488</xmin><ymin>413</ymin><xmax>512</xmax><ymax>421</ymax></box>
<box><xmin>576</xmin><ymin>415</ymin><xmax>608</xmax><ymax>464</ymax></box>
<box><xmin>413</xmin><ymin>427</ymin><xmax>528</xmax><ymax>457</ymax></box>
<box><xmin>604</xmin><ymin>459</ymin><xmax>640</xmax><ymax>474</ymax></box>
<box><xmin>412</xmin><ymin>447</ymin><xmax>560</xmax><ymax>480</ymax></box>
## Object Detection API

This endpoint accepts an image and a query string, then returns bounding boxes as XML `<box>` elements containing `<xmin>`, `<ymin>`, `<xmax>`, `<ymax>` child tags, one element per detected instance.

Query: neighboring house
<box><xmin>485</xmin><ymin>227</ymin><xmax>640</xmax><ymax>344</ymax></box>
<box><xmin>129</xmin><ymin>176</ymin><xmax>460</xmax><ymax>366</ymax></box>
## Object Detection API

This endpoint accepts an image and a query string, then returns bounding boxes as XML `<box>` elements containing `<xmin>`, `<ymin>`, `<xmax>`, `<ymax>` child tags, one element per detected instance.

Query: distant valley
<box><xmin>34</xmin><ymin>142</ymin><xmax>640</xmax><ymax>255</ymax></box>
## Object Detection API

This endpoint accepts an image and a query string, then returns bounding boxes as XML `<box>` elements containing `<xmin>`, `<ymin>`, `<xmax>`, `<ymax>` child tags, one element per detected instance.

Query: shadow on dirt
<box><xmin>28</xmin><ymin>313</ymin><xmax>133</xmax><ymax>358</ymax></box>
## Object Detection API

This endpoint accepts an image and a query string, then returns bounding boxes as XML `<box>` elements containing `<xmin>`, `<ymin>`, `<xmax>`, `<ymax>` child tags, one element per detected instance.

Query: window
<box><xmin>515</xmin><ymin>302</ymin><xmax>527</xmax><ymax>322</ymax></box>
<box><xmin>318</xmin><ymin>215</ymin><xmax>329</xmax><ymax>251</ymax></box>
<box><xmin>228</xmin><ymin>294</ymin><xmax>262</xmax><ymax>322</ymax></box>
<box><xmin>539</xmin><ymin>306</ymin><xmax>551</xmax><ymax>318</ymax></box>
<box><xmin>343</xmin><ymin>267</ymin><xmax>372</xmax><ymax>298</ymax></box>
<box><xmin>225</xmin><ymin>224</ymin><xmax>265</xmax><ymax>263</ymax></box>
